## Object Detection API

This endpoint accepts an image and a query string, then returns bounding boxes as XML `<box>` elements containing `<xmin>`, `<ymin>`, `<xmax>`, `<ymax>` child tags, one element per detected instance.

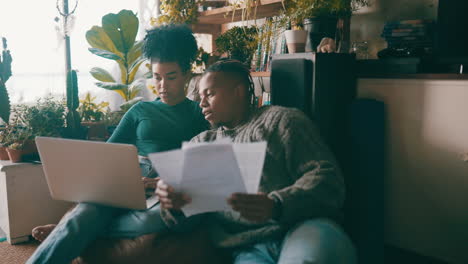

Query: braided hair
<box><xmin>143</xmin><ymin>24</ymin><xmax>197</xmax><ymax>73</ymax></box>
<box><xmin>204</xmin><ymin>59</ymin><xmax>256</xmax><ymax>108</ymax></box>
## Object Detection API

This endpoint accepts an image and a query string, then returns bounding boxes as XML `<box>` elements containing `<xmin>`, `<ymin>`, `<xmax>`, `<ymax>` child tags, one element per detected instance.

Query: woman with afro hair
<box><xmin>27</xmin><ymin>24</ymin><xmax>209</xmax><ymax>264</ymax></box>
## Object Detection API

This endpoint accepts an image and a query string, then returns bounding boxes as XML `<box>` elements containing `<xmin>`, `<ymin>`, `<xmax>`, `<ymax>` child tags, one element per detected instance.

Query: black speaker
<box><xmin>270</xmin><ymin>58</ymin><xmax>313</xmax><ymax>114</ymax></box>
<box><xmin>270</xmin><ymin>53</ymin><xmax>356</xmax><ymax>163</ymax></box>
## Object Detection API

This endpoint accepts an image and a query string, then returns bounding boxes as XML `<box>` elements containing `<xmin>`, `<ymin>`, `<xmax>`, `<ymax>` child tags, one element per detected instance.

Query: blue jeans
<box><xmin>233</xmin><ymin>218</ymin><xmax>357</xmax><ymax>264</ymax></box>
<box><xmin>27</xmin><ymin>161</ymin><xmax>182</xmax><ymax>264</ymax></box>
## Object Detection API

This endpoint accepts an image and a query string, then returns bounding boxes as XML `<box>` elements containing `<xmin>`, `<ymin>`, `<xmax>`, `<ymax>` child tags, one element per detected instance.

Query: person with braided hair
<box><xmin>27</xmin><ymin>24</ymin><xmax>208</xmax><ymax>264</ymax></box>
<box><xmin>156</xmin><ymin>59</ymin><xmax>358</xmax><ymax>264</ymax></box>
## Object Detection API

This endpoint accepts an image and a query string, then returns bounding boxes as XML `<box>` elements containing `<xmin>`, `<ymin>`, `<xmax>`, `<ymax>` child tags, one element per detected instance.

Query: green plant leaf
<box><xmin>95</xmin><ymin>82</ymin><xmax>129</xmax><ymax>101</ymax></box>
<box><xmin>143</xmin><ymin>71</ymin><xmax>153</xmax><ymax>79</ymax></box>
<box><xmin>88</xmin><ymin>48</ymin><xmax>122</xmax><ymax>60</ymax></box>
<box><xmin>86</xmin><ymin>26</ymin><xmax>122</xmax><ymax>57</ymax></box>
<box><xmin>117</xmin><ymin>63</ymin><xmax>128</xmax><ymax>84</ymax></box>
<box><xmin>127</xmin><ymin>40</ymin><xmax>144</xmax><ymax>66</ymax></box>
<box><xmin>128</xmin><ymin>81</ymin><xmax>145</xmax><ymax>99</ymax></box>
<box><xmin>90</xmin><ymin>67</ymin><xmax>116</xmax><ymax>82</ymax></box>
<box><xmin>102</xmin><ymin>10</ymin><xmax>139</xmax><ymax>54</ymax></box>
<box><xmin>95</xmin><ymin>82</ymin><xmax>128</xmax><ymax>91</ymax></box>
<box><xmin>127</xmin><ymin>59</ymin><xmax>145</xmax><ymax>84</ymax></box>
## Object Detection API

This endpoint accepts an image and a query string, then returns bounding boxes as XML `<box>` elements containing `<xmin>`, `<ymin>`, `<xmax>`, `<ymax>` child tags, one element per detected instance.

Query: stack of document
<box><xmin>148</xmin><ymin>140</ymin><xmax>267</xmax><ymax>216</ymax></box>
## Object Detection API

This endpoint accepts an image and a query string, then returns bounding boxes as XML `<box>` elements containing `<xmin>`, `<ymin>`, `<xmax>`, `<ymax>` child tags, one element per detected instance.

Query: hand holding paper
<box><xmin>149</xmin><ymin>140</ymin><xmax>267</xmax><ymax>216</ymax></box>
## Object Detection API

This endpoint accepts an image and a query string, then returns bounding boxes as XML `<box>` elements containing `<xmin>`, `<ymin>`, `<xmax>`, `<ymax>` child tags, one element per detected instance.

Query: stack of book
<box><xmin>381</xmin><ymin>19</ymin><xmax>434</xmax><ymax>50</ymax></box>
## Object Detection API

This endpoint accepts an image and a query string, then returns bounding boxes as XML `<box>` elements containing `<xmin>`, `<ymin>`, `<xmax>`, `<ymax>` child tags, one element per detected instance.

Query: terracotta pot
<box><xmin>0</xmin><ymin>146</ymin><xmax>9</xmax><ymax>160</ymax></box>
<box><xmin>6</xmin><ymin>148</ymin><xmax>23</xmax><ymax>163</ymax></box>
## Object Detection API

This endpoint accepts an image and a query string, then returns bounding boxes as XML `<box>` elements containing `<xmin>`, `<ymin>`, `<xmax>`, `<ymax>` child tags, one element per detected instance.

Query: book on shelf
<box><xmin>251</xmin><ymin>16</ymin><xmax>286</xmax><ymax>74</ymax></box>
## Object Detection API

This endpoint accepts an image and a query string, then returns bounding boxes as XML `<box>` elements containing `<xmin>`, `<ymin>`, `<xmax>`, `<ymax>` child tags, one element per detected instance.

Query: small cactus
<box><xmin>0</xmin><ymin>37</ymin><xmax>12</xmax><ymax>124</ymax></box>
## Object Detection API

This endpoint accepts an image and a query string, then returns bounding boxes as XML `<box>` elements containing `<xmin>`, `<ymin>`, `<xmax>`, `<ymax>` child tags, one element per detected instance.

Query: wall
<box><xmin>358</xmin><ymin>78</ymin><xmax>468</xmax><ymax>264</ymax></box>
<box><xmin>350</xmin><ymin>0</ymin><xmax>438</xmax><ymax>58</ymax></box>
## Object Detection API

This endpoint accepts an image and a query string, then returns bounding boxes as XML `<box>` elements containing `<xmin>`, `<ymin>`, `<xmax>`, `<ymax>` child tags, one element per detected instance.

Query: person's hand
<box><xmin>156</xmin><ymin>179</ymin><xmax>191</xmax><ymax>210</ymax></box>
<box><xmin>227</xmin><ymin>193</ymin><xmax>275</xmax><ymax>223</ymax></box>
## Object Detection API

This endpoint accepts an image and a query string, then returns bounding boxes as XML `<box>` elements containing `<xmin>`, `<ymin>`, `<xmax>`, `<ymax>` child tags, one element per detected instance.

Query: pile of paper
<box><xmin>148</xmin><ymin>140</ymin><xmax>267</xmax><ymax>216</ymax></box>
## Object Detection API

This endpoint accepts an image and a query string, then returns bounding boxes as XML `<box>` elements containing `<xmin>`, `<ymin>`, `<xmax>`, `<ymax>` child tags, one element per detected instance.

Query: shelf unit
<box><xmin>197</xmin><ymin>0</ymin><xmax>283</xmax><ymax>25</ymax></box>
<box><xmin>193</xmin><ymin>0</ymin><xmax>282</xmax><ymax>77</ymax></box>
<box><xmin>251</xmin><ymin>71</ymin><xmax>271</xmax><ymax>77</ymax></box>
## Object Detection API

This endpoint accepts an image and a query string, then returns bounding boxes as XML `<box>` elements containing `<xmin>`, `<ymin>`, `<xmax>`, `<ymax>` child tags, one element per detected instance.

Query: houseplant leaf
<box><xmin>95</xmin><ymin>82</ymin><xmax>128</xmax><ymax>90</ymax></box>
<box><xmin>95</xmin><ymin>82</ymin><xmax>129</xmax><ymax>100</ymax></box>
<box><xmin>90</xmin><ymin>67</ymin><xmax>116</xmax><ymax>82</ymax></box>
<box><xmin>86</xmin><ymin>26</ymin><xmax>122</xmax><ymax>57</ymax></box>
<box><xmin>127</xmin><ymin>58</ymin><xmax>146</xmax><ymax>84</ymax></box>
<box><xmin>102</xmin><ymin>10</ymin><xmax>139</xmax><ymax>54</ymax></box>
<box><xmin>127</xmin><ymin>40</ymin><xmax>144</xmax><ymax>67</ymax></box>
<box><xmin>88</xmin><ymin>48</ymin><xmax>122</xmax><ymax>61</ymax></box>
<box><xmin>128</xmin><ymin>80</ymin><xmax>145</xmax><ymax>99</ymax></box>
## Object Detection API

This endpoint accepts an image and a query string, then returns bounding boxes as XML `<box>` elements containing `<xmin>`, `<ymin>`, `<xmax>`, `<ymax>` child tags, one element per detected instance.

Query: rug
<box><xmin>0</xmin><ymin>227</ymin><xmax>6</xmax><ymax>242</ymax></box>
<box><xmin>0</xmin><ymin>239</ymin><xmax>38</xmax><ymax>264</ymax></box>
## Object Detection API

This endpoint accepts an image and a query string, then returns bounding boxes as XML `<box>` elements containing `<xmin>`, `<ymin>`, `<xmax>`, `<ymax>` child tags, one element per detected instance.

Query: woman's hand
<box><xmin>227</xmin><ymin>193</ymin><xmax>275</xmax><ymax>223</ymax></box>
<box><xmin>156</xmin><ymin>179</ymin><xmax>191</xmax><ymax>210</ymax></box>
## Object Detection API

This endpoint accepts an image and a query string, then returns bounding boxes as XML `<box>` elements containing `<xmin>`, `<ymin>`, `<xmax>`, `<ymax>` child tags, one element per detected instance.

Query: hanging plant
<box><xmin>155</xmin><ymin>0</ymin><xmax>201</xmax><ymax>25</ymax></box>
<box><xmin>215</xmin><ymin>26</ymin><xmax>259</xmax><ymax>66</ymax></box>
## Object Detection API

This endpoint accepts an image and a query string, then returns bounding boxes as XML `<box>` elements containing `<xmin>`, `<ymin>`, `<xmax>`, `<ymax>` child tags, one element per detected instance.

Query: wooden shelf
<box><xmin>197</xmin><ymin>0</ymin><xmax>283</xmax><ymax>25</ymax></box>
<box><xmin>358</xmin><ymin>73</ymin><xmax>468</xmax><ymax>80</ymax></box>
<box><xmin>251</xmin><ymin>71</ymin><xmax>271</xmax><ymax>77</ymax></box>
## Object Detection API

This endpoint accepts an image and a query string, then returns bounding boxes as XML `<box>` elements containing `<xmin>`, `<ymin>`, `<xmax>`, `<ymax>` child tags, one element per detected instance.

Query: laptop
<box><xmin>35</xmin><ymin>136</ymin><xmax>158</xmax><ymax>210</ymax></box>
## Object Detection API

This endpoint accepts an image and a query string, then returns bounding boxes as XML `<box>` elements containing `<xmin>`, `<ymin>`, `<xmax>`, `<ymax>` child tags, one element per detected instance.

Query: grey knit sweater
<box><xmin>161</xmin><ymin>105</ymin><xmax>345</xmax><ymax>248</ymax></box>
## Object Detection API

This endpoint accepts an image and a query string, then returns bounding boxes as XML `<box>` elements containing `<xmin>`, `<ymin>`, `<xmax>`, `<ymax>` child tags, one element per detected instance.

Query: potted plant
<box><xmin>283</xmin><ymin>0</ymin><xmax>370</xmax><ymax>52</ymax></box>
<box><xmin>77</xmin><ymin>92</ymin><xmax>110</xmax><ymax>140</ymax></box>
<box><xmin>7</xmin><ymin>97</ymin><xmax>67</xmax><ymax>161</ymax></box>
<box><xmin>0</xmin><ymin>127</ymin><xmax>11</xmax><ymax>160</ymax></box>
<box><xmin>13</xmin><ymin>97</ymin><xmax>66</xmax><ymax>138</ymax></box>
<box><xmin>5</xmin><ymin>127</ymin><xmax>33</xmax><ymax>163</ymax></box>
<box><xmin>154</xmin><ymin>0</ymin><xmax>200</xmax><ymax>25</ymax></box>
<box><xmin>86</xmin><ymin>10</ymin><xmax>147</xmax><ymax>104</ymax></box>
<box><xmin>215</xmin><ymin>26</ymin><xmax>259</xmax><ymax>66</ymax></box>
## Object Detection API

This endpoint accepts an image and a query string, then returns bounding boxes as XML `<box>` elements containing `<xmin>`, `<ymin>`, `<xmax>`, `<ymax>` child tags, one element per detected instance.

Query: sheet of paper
<box><xmin>148</xmin><ymin>149</ymin><xmax>184</xmax><ymax>188</ymax></box>
<box><xmin>147</xmin><ymin>141</ymin><xmax>267</xmax><ymax>217</ymax></box>
<box><xmin>232</xmin><ymin>142</ymin><xmax>267</xmax><ymax>193</ymax></box>
<box><xmin>180</xmin><ymin>143</ymin><xmax>246</xmax><ymax>216</ymax></box>
<box><xmin>182</xmin><ymin>137</ymin><xmax>232</xmax><ymax>149</ymax></box>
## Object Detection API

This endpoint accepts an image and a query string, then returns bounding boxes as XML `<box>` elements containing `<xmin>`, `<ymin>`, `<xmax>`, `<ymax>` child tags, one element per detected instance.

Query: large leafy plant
<box><xmin>11</xmin><ymin>97</ymin><xmax>66</xmax><ymax>138</ymax></box>
<box><xmin>0</xmin><ymin>37</ymin><xmax>12</xmax><ymax>124</ymax></box>
<box><xmin>154</xmin><ymin>0</ymin><xmax>200</xmax><ymax>25</ymax></box>
<box><xmin>86</xmin><ymin>10</ymin><xmax>146</xmax><ymax>102</ymax></box>
<box><xmin>284</xmin><ymin>0</ymin><xmax>370</xmax><ymax>27</ymax></box>
<box><xmin>215</xmin><ymin>26</ymin><xmax>258</xmax><ymax>66</ymax></box>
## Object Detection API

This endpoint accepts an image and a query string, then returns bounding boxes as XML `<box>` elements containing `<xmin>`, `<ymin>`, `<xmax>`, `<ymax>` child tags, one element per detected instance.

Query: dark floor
<box><xmin>384</xmin><ymin>245</ymin><xmax>449</xmax><ymax>264</ymax></box>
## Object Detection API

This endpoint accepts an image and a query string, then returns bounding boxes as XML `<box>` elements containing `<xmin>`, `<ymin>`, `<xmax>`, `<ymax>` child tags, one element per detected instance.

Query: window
<box><xmin>0</xmin><ymin>0</ymin><xmax>142</xmax><ymax>109</ymax></box>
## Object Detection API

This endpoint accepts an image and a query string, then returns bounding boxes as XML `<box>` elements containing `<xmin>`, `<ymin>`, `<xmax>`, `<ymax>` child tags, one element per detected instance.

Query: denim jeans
<box><xmin>27</xmin><ymin>160</ymin><xmax>173</xmax><ymax>264</ymax></box>
<box><xmin>233</xmin><ymin>218</ymin><xmax>357</xmax><ymax>264</ymax></box>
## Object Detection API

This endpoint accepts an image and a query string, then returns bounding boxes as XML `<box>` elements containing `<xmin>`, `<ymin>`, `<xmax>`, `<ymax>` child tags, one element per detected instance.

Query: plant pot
<box><xmin>304</xmin><ymin>17</ymin><xmax>338</xmax><ymax>52</ymax></box>
<box><xmin>81</xmin><ymin>121</ymin><xmax>109</xmax><ymax>141</ymax></box>
<box><xmin>0</xmin><ymin>146</ymin><xmax>9</xmax><ymax>160</ymax></box>
<box><xmin>6</xmin><ymin>148</ymin><xmax>23</xmax><ymax>163</ymax></box>
<box><xmin>284</xmin><ymin>30</ymin><xmax>308</xmax><ymax>54</ymax></box>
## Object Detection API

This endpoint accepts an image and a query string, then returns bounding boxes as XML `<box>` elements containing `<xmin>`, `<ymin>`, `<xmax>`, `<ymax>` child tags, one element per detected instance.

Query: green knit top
<box><xmin>108</xmin><ymin>98</ymin><xmax>208</xmax><ymax>156</ymax></box>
